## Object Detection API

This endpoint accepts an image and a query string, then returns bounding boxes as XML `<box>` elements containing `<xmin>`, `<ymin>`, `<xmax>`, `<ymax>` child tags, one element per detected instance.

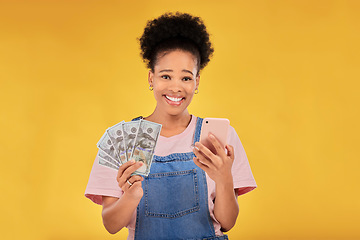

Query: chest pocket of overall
<box><xmin>144</xmin><ymin>169</ymin><xmax>200</xmax><ymax>219</ymax></box>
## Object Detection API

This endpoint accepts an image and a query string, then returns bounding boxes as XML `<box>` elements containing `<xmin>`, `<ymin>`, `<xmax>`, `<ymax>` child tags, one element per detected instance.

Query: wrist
<box><xmin>215</xmin><ymin>176</ymin><xmax>234</xmax><ymax>191</ymax></box>
<box><xmin>122</xmin><ymin>191</ymin><xmax>143</xmax><ymax>203</ymax></box>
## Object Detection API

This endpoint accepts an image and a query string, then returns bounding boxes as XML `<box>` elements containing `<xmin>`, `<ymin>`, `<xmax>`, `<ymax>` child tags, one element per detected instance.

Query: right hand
<box><xmin>117</xmin><ymin>159</ymin><xmax>144</xmax><ymax>200</ymax></box>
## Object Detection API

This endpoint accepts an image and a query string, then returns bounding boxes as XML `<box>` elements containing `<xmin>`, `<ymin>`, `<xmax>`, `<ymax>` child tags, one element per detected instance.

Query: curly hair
<box><xmin>138</xmin><ymin>12</ymin><xmax>214</xmax><ymax>73</ymax></box>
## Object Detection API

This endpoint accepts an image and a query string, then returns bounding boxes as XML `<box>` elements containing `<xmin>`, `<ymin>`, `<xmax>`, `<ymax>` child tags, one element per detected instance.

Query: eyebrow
<box><xmin>159</xmin><ymin>69</ymin><xmax>194</xmax><ymax>75</ymax></box>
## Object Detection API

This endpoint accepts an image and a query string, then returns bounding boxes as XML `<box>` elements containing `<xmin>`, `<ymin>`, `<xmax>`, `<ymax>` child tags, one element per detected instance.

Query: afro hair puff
<box><xmin>138</xmin><ymin>12</ymin><xmax>214</xmax><ymax>72</ymax></box>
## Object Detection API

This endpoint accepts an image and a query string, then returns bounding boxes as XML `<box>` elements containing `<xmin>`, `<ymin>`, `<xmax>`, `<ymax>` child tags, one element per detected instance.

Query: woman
<box><xmin>85</xmin><ymin>12</ymin><xmax>257</xmax><ymax>240</ymax></box>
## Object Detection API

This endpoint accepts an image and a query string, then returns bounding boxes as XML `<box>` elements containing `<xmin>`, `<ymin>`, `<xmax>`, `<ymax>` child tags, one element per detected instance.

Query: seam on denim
<box><xmin>202</xmin><ymin>235</ymin><xmax>229</xmax><ymax>240</ymax></box>
<box><xmin>134</xmin><ymin>191</ymin><xmax>141</xmax><ymax>239</ymax></box>
<box><xmin>200</xmin><ymin>168</ymin><xmax>217</xmax><ymax>236</ymax></box>
<box><xmin>147</xmin><ymin>169</ymin><xmax>195</xmax><ymax>178</ymax></box>
<box><xmin>144</xmin><ymin>169</ymin><xmax>200</xmax><ymax>219</ymax></box>
<box><xmin>153</xmin><ymin>152</ymin><xmax>196</xmax><ymax>162</ymax></box>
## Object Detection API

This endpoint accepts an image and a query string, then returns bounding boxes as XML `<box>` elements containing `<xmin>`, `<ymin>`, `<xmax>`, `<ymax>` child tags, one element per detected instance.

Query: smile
<box><xmin>165</xmin><ymin>95</ymin><xmax>183</xmax><ymax>102</ymax></box>
<box><xmin>164</xmin><ymin>95</ymin><xmax>184</xmax><ymax>106</ymax></box>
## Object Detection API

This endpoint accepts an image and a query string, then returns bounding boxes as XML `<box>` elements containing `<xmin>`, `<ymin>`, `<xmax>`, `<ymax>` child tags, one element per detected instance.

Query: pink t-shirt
<box><xmin>85</xmin><ymin>116</ymin><xmax>257</xmax><ymax>239</ymax></box>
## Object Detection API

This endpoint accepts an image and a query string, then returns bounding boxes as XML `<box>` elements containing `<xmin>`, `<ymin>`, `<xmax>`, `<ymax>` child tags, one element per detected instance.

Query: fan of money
<box><xmin>96</xmin><ymin>119</ymin><xmax>162</xmax><ymax>176</ymax></box>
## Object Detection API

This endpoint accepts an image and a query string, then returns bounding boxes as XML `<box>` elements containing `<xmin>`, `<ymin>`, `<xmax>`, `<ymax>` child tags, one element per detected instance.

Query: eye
<box><xmin>183</xmin><ymin>76</ymin><xmax>192</xmax><ymax>81</ymax></box>
<box><xmin>161</xmin><ymin>75</ymin><xmax>170</xmax><ymax>80</ymax></box>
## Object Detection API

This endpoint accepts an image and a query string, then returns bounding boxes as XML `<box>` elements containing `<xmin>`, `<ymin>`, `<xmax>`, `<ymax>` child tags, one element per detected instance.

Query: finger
<box><xmin>208</xmin><ymin>133</ymin><xmax>227</xmax><ymax>158</ymax></box>
<box><xmin>193</xmin><ymin>157</ymin><xmax>210</xmax><ymax>171</ymax></box>
<box><xmin>124</xmin><ymin>178</ymin><xmax>142</xmax><ymax>191</ymax></box>
<box><xmin>194</xmin><ymin>142</ymin><xmax>216</xmax><ymax>161</ymax></box>
<box><xmin>124</xmin><ymin>181</ymin><xmax>142</xmax><ymax>192</ymax></box>
<box><xmin>193</xmin><ymin>148</ymin><xmax>213</xmax><ymax>168</ymax></box>
<box><xmin>119</xmin><ymin>179</ymin><xmax>131</xmax><ymax>191</ymax></box>
<box><xmin>119</xmin><ymin>162</ymin><xmax>144</xmax><ymax>183</ymax></box>
<box><xmin>121</xmin><ymin>178</ymin><xmax>136</xmax><ymax>191</ymax></box>
<box><xmin>128</xmin><ymin>175</ymin><xmax>144</xmax><ymax>184</ymax></box>
<box><xmin>226</xmin><ymin>144</ymin><xmax>235</xmax><ymax>161</ymax></box>
<box><xmin>126</xmin><ymin>179</ymin><xmax>133</xmax><ymax>187</ymax></box>
<box><xmin>121</xmin><ymin>162</ymin><xmax>143</xmax><ymax>181</ymax></box>
<box><xmin>117</xmin><ymin>159</ymin><xmax>136</xmax><ymax>180</ymax></box>
<box><xmin>131</xmin><ymin>181</ymin><xmax>142</xmax><ymax>188</ymax></box>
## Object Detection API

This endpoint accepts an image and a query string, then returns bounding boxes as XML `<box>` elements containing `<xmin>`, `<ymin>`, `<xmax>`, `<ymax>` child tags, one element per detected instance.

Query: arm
<box><xmin>101</xmin><ymin>160</ymin><xmax>144</xmax><ymax>234</ymax></box>
<box><xmin>193</xmin><ymin>134</ymin><xmax>239</xmax><ymax>231</ymax></box>
<box><xmin>213</xmin><ymin>174</ymin><xmax>239</xmax><ymax>232</ymax></box>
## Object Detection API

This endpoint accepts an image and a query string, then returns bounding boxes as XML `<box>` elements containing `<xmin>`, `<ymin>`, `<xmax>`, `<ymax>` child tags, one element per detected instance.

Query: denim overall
<box><xmin>132</xmin><ymin>117</ymin><xmax>228</xmax><ymax>240</ymax></box>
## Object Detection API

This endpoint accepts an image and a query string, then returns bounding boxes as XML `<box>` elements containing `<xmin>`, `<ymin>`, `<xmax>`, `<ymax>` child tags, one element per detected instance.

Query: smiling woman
<box><xmin>148</xmin><ymin>50</ymin><xmax>199</xmax><ymax>118</ymax></box>
<box><xmin>85</xmin><ymin>12</ymin><xmax>256</xmax><ymax>240</ymax></box>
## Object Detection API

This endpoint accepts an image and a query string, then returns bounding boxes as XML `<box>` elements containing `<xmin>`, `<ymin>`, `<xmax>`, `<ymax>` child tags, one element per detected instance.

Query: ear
<box><xmin>148</xmin><ymin>70</ymin><xmax>154</xmax><ymax>86</ymax></box>
<box><xmin>195</xmin><ymin>74</ymin><xmax>200</xmax><ymax>90</ymax></box>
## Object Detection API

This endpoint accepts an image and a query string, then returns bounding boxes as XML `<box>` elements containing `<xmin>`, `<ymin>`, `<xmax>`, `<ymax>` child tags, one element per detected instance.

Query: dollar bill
<box><xmin>122</xmin><ymin>120</ymin><xmax>141</xmax><ymax>162</ymax></box>
<box><xmin>131</xmin><ymin>120</ymin><xmax>162</xmax><ymax>176</ymax></box>
<box><xmin>98</xmin><ymin>155</ymin><xmax>118</xmax><ymax>171</ymax></box>
<box><xmin>98</xmin><ymin>149</ymin><xmax>120</xmax><ymax>168</ymax></box>
<box><xmin>106</xmin><ymin>121</ymin><xmax>126</xmax><ymax>164</ymax></box>
<box><xmin>97</xmin><ymin>132</ymin><xmax>121</xmax><ymax>165</ymax></box>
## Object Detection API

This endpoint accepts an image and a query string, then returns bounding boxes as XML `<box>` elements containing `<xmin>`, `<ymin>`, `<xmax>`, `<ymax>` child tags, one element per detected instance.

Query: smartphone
<box><xmin>199</xmin><ymin>118</ymin><xmax>230</xmax><ymax>154</ymax></box>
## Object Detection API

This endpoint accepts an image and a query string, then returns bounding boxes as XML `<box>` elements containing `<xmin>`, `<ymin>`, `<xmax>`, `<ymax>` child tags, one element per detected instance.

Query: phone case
<box><xmin>199</xmin><ymin>118</ymin><xmax>230</xmax><ymax>154</ymax></box>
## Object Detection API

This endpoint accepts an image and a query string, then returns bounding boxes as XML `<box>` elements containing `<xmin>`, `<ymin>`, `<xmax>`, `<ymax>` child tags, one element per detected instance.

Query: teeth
<box><xmin>165</xmin><ymin>95</ymin><xmax>182</xmax><ymax>102</ymax></box>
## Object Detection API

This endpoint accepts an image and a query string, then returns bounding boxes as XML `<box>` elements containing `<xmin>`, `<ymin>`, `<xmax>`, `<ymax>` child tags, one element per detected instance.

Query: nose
<box><xmin>168</xmin><ymin>78</ymin><xmax>183</xmax><ymax>92</ymax></box>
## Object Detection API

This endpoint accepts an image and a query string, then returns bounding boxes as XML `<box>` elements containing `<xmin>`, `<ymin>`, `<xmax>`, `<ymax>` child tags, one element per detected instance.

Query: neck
<box><xmin>144</xmin><ymin>107</ymin><xmax>192</xmax><ymax>136</ymax></box>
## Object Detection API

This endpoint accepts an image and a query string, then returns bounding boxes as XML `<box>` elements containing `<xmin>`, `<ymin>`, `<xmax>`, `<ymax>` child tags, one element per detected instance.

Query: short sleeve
<box><xmin>84</xmin><ymin>151</ymin><xmax>123</xmax><ymax>205</ymax></box>
<box><xmin>228</xmin><ymin>126</ymin><xmax>257</xmax><ymax>196</ymax></box>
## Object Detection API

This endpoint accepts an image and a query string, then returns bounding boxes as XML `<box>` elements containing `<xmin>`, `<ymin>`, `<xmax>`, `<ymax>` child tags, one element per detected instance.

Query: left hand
<box><xmin>193</xmin><ymin>133</ymin><xmax>235</xmax><ymax>184</ymax></box>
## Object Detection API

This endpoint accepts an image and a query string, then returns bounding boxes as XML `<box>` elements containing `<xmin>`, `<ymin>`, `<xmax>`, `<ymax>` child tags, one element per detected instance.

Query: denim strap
<box><xmin>193</xmin><ymin>117</ymin><xmax>203</xmax><ymax>145</ymax></box>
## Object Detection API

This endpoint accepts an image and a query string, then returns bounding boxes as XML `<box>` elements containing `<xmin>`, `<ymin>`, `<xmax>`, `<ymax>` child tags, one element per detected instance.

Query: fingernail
<box><xmin>139</xmin><ymin>162</ymin><xmax>143</xmax><ymax>166</ymax></box>
<box><xmin>192</xmin><ymin>143</ymin><xmax>199</xmax><ymax>151</ymax></box>
<box><xmin>191</xmin><ymin>144</ymin><xmax>199</xmax><ymax>151</ymax></box>
<box><xmin>130</xmin><ymin>159</ymin><xmax>135</xmax><ymax>163</ymax></box>
<box><xmin>209</xmin><ymin>133</ymin><xmax>214</xmax><ymax>139</ymax></box>
<box><xmin>194</xmin><ymin>146</ymin><xmax>199</xmax><ymax>151</ymax></box>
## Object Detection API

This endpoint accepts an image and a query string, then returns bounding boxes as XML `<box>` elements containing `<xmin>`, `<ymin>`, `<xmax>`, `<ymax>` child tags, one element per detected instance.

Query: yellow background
<box><xmin>1</xmin><ymin>0</ymin><xmax>359</xmax><ymax>239</ymax></box>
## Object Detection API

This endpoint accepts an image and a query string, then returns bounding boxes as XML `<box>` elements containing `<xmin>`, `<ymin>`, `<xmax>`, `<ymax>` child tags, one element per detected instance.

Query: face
<box><xmin>148</xmin><ymin>49</ymin><xmax>200</xmax><ymax>117</ymax></box>
<box><xmin>140</xmin><ymin>138</ymin><xmax>155</xmax><ymax>148</ymax></box>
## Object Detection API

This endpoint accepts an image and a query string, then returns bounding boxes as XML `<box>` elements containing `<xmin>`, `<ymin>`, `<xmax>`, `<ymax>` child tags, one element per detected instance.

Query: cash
<box><xmin>97</xmin><ymin>132</ymin><xmax>121</xmax><ymax>164</ymax></box>
<box><xmin>96</xmin><ymin>119</ymin><xmax>162</xmax><ymax>176</ymax></box>
<box><xmin>106</xmin><ymin>121</ymin><xmax>126</xmax><ymax>164</ymax></box>
<box><xmin>98</xmin><ymin>154</ymin><xmax>119</xmax><ymax>170</ymax></box>
<box><xmin>98</xmin><ymin>149</ymin><xmax>120</xmax><ymax>168</ymax></box>
<box><xmin>123</xmin><ymin>121</ymin><xmax>141</xmax><ymax>161</ymax></box>
<box><xmin>131</xmin><ymin>120</ymin><xmax>162</xmax><ymax>176</ymax></box>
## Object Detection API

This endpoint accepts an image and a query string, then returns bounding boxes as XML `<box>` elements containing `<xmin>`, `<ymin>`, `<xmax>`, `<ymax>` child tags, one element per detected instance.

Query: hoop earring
<box><xmin>149</xmin><ymin>85</ymin><xmax>153</xmax><ymax>91</ymax></box>
<box><xmin>194</xmin><ymin>88</ymin><xmax>199</xmax><ymax>94</ymax></box>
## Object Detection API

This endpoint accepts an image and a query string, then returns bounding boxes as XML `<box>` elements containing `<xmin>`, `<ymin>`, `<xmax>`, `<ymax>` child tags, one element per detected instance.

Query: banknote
<box><xmin>98</xmin><ymin>149</ymin><xmax>120</xmax><ymax>168</ymax></box>
<box><xmin>96</xmin><ymin>119</ymin><xmax>162</xmax><ymax>176</ymax></box>
<box><xmin>98</xmin><ymin>155</ymin><xmax>118</xmax><ymax>171</ymax></box>
<box><xmin>97</xmin><ymin>132</ymin><xmax>121</xmax><ymax>165</ymax></box>
<box><xmin>131</xmin><ymin>120</ymin><xmax>162</xmax><ymax>176</ymax></box>
<box><xmin>107</xmin><ymin>121</ymin><xmax>126</xmax><ymax>164</ymax></box>
<box><xmin>122</xmin><ymin>120</ymin><xmax>141</xmax><ymax>161</ymax></box>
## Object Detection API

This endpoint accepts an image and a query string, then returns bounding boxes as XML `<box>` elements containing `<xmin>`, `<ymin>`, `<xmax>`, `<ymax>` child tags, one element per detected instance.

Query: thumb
<box><xmin>226</xmin><ymin>144</ymin><xmax>234</xmax><ymax>161</ymax></box>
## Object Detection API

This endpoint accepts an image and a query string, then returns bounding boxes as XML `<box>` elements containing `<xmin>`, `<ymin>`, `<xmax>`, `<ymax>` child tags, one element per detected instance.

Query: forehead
<box><xmin>154</xmin><ymin>50</ymin><xmax>198</xmax><ymax>73</ymax></box>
